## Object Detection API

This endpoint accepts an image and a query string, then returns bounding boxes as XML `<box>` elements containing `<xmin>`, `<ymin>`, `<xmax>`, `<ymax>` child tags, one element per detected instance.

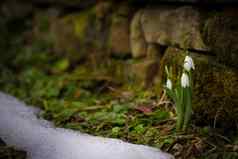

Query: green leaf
<box><xmin>112</xmin><ymin>104</ymin><xmax>129</xmax><ymax>113</ymax></box>
<box><xmin>182</xmin><ymin>87</ymin><xmax>192</xmax><ymax>131</ymax></box>
<box><xmin>71</xmin><ymin>101</ymin><xmax>85</xmax><ymax>108</ymax></box>
<box><xmin>52</xmin><ymin>58</ymin><xmax>69</xmax><ymax>73</ymax></box>
<box><xmin>111</xmin><ymin>127</ymin><xmax>121</xmax><ymax>136</ymax></box>
<box><xmin>150</xmin><ymin>110</ymin><xmax>169</xmax><ymax>122</ymax></box>
<box><xmin>134</xmin><ymin>124</ymin><xmax>145</xmax><ymax>134</ymax></box>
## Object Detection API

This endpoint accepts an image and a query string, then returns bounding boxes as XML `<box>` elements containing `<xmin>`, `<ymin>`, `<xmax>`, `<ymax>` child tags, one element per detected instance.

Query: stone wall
<box><xmin>1</xmin><ymin>0</ymin><xmax>238</xmax><ymax>128</ymax></box>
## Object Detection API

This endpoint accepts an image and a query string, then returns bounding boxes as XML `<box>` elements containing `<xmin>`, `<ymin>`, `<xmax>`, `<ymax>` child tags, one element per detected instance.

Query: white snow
<box><xmin>0</xmin><ymin>92</ymin><xmax>174</xmax><ymax>159</ymax></box>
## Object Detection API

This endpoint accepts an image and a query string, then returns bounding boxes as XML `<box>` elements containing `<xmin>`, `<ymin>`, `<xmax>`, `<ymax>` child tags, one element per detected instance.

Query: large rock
<box><xmin>1</xmin><ymin>0</ymin><xmax>33</xmax><ymax>19</ymax></box>
<box><xmin>130</xmin><ymin>6</ymin><xmax>209</xmax><ymax>58</ymax></box>
<box><xmin>51</xmin><ymin>9</ymin><xmax>95</xmax><ymax>62</ymax></box>
<box><xmin>26</xmin><ymin>0</ymin><xmax>96</xmax><ymax>8</ymax></box>
<box><xmin>131</xmin><ymin>6</ymin><xmax>238</xmax><ymax>68</ymax></box>
<box><xmin>203</xmin><ymin>9</ymin><xmax>238</xmax><ymax>68</ymax></box>
<box><xmin>32</xmin><ymin>2</ymin><xmax>135</xmax><ymax>62</ymax></box>
<box><xmin>157</xmin><ymin>47</ymin><xmax>238</xmax><ymax>129</ymax></box>
<box><xmin>32</xmin><ymin>7</ymin><xmax>101</xmax><ymax>63</ymax></box>
<box><xmin>142</xmin><ymin>6</ymin><xmax>208</xmax><ymax>51</ymax></box>
<box><xmin>131</xmin><ymin>58</ymin><xmax>159</xmax><ymax>88</ymax></box>
<box><xmin>109</xmin><ymin>4</ymin><xmax>131</xmax><ymax>57</ymax></box>
<box><xmin>33</xmin><ymin>1</ymin><xmax>137</xmax><ymax>63</ymax></box>
<box><xmin>130</xmin><ymin>10</ymin><xmax>147</xmax><ymax>58</ymax></box>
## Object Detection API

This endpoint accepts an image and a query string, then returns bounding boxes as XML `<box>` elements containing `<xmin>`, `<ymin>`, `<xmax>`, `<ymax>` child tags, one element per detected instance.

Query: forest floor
<box><xmin>0</xmin><ymin>41</ymin><xmax>238</xmax><ymax>159</ymax></box>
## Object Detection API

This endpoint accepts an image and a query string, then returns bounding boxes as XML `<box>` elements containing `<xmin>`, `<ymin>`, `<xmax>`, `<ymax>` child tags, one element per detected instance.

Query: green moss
<box><xmin>38</xmin><ymin>15</ymin><xmax>50</xmax><ymax>32</ymax></box>
<box><xmin>203</xmin><ymin>13</ymin><xmax>238</xmax><ymax>68</ymax></box>
<box><xmin>63</xmin><ymin>7</ymin><xmax>96</xmax><ymax>41</ymax></box>
<box><xmin>51</xmin><ymin>11</ymin><xmax>94</xmax><ymax>63</ymax></box>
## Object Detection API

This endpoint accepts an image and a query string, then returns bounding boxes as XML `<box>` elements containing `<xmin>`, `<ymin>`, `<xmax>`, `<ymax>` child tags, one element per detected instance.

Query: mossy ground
<box><xmin>0</xmin><ymin>28</ymin><xmax>238</xmax><ymax>159</ymax></box>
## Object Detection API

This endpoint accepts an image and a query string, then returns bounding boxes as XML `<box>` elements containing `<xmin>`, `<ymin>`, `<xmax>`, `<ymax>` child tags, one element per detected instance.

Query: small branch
<box><xmin>224</xmin><ymin>144</ymin><xmax>238</xmax><ymax>152</ymax></box>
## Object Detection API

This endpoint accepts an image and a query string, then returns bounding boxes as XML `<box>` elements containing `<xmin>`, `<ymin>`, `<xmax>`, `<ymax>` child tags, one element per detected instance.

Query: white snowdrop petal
<box><xmin>184</xmin><ymin>56</ymin><xmax>195</xmax><ymax>71</ymax></box>
<box><xmin>181</xmin><ymin>73</ymin><xmax>189</xmax><ymax>88</ymax></box>
<box><xmin>183</xmin><ymin>62</ymin><xmax>191</xmax><ymax>72</ymax></box>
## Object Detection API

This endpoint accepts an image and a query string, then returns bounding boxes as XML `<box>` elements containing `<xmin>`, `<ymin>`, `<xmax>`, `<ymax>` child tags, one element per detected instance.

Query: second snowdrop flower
<box><xmin>181</xmin><ymin>73</ymin><xmax>189</xmax><ymax>88</ymax></box>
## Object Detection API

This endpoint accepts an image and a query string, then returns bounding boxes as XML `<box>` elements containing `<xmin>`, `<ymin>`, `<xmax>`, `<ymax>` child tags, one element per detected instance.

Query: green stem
<box><xmin>176</xmin><ymin>87</ymin><xmax>184</xmax><ymax>131</ymax></box>
<box><xmin>182</xmin><ymin>87</ymin><xmax>192</xmax><ymax>131</ymax></box>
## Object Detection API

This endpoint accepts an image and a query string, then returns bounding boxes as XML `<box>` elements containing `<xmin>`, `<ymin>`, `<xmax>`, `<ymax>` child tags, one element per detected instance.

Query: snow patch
<box><xmin>0</xmin><ymin>92</ymin><xmax>174</xmax><ymax>159</ymax></box>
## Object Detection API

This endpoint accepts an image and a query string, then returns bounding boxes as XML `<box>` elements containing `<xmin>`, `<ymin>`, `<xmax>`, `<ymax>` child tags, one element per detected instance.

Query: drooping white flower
<box><xmin>183</xmin><ymin>62</ymin><xmax>191</xmax><ymax>72</ymax></box>
<box><xmin>184</xmin><ymin>55</ymin><xmax>195</xmax><ymax>71</ymax></box>
<box><xmin>181</xmin><ymin>73</ymin><xmax>189</xmax><ymax>88</ymax></box>
<box><xmin>166</xmin><ymin>79</ymin><xmax>172</xmax><ymax>90</ymax></box>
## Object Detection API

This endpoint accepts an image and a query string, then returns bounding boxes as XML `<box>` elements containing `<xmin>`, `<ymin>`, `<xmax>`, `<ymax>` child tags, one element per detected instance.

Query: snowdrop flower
<box><xmin>184</xmin><ymin>56</ymin><xmax>195</xmax><ymax>71</ymax></box>
<box><xmin>181</xmin><ymin>73</ymin><xmax>189</xmax><ymax>88</ymax></box>
<box><xmin>166</xmin><ymin>79</ymin><xmax>172</xmax><ymax>90</ymax></box>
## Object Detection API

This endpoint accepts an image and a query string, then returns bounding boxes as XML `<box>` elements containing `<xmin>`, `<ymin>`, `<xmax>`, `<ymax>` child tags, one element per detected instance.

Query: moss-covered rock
<box><xmin>32</xmin><ymin>8</ymin><xmax>61</xmax><ymax>58</ymax></box>
<box><xmin>32</xmin><ymin>7</ymin><xmax>99</xmax><ymax>63</ymax></box>
<box><xmin>29</xmin><ymin>0</ymin><xmax>96</xmax><ymax>8</ymax></box>
<box><xmin>109</xmin><ymin>4</ymin><xmax>131</xmax><ymax>57</ymax></box>
<box><xmin>1</xmin><ymin>0</ymin><xmax>33</xmax><ymax>20</ymax></box>
<box><xmin>130</xmin><ymin>10</ymin><xmax>147</xmax><ymax>58</ymax></box>
<box><xmin>72</xmin><ymin>57</ymin><xmax>159</xmax><ymax>90</ymax></box>
<box><xmin>52</xmin><ymin>8</ymin><xmax>96</xmax><ymax>62</ymax></box>
<box><xmin>157</xmin><ymin>47</ymin><xmax>238</xmax><ymax>129</ymax></box>
<box><xmin>203</xmin><ymin>9</ymin><xmax>238</xmax><ymax>68</ymax></box>
<box><xmin>131</xmin><ymin>58</ymin><xmax>160</xmax><ymax>88</ymax></box>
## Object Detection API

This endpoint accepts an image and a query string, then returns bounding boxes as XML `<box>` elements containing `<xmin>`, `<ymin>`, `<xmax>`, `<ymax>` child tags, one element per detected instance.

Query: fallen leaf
<box><xmin>135</xmin><ymin>105</ymin><xmax>153</xmax><ymax>115</ymax></box>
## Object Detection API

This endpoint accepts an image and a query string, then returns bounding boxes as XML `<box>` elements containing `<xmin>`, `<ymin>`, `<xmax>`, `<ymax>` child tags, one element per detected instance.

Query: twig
<box><xmin>155</xmin><ymin>90</ymin><xmax>175</xmax><ymax>112</ymax></box>
<box><xmin>174</xmin><ymin>134</ymin><xmax>196</xmax><ymax>140</ymax></box>
<box><xmin>158</xmin><ymin>90</ymin><xmax>166</xmax><ymax>104</ymax></box>
<box><xmin>155</xmin><ymin>118</ymin><xmax>176</xmax><ymax>126</ymax></box>
<box><xmin>203</xmin><ymin>140</ymin><xmax>217</xmax><ymax>155</ymax></box>
<box><xmin>214</xmin><ymin>133</ymin><xmax>231</xmax><ymax>143</ymax></box>
<box><xmin>224</xmin><ymin>144</ymin><xmax>238</xmax><ymax>152</ymax></box>
<box><xmin>157</xmin><ymin>101</ymin><xmax>173</xmax><ymax>106</ymax></box>
<box><xmin>75</xmin><ymin>105</ymin><xmax>108</xmax><ymax>112</ymax></box>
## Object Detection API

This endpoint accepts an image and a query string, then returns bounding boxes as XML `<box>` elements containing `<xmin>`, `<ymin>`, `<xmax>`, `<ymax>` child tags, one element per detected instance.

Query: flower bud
<box><xmin>166</xmin><ymin>79</ymin><xmax>172</xmax><ymax>90</ymax></box>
